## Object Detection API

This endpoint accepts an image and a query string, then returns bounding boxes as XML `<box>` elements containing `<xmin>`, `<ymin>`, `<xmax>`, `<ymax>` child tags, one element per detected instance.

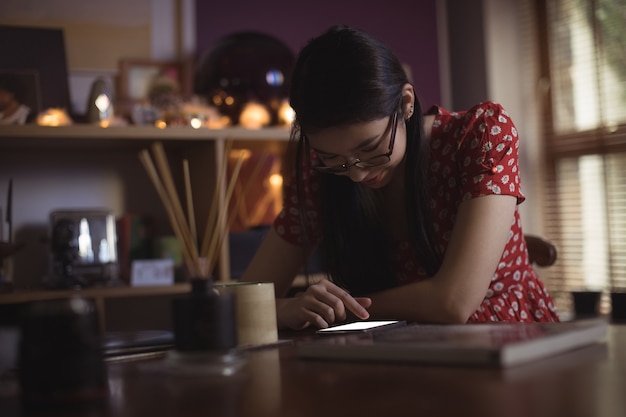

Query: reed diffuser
<box><xmin>138</xmin><ymin>141</ymin><xmax>267</xmax><ymax>281</ymax></box>
<box><xmin>139</xmin><ymin>141</ymin><xmax>267</xmax><ymax>356</ymax></box>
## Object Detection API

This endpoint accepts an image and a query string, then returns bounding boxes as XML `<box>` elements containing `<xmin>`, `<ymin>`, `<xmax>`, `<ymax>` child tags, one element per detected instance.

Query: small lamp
<box><xmin>86</xmin><ymin>77</ymin><xmax>114</xmax><ymax>126</ymax></box>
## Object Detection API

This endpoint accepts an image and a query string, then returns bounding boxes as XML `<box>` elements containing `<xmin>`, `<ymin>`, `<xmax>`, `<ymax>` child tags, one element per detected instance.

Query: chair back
<box><xmin>525</xmin><ymin>234</ymin><xmax>558</xmax><ymax>267</ymax></box>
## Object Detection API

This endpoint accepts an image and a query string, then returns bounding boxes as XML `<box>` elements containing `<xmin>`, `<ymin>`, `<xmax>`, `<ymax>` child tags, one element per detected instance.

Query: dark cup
<box><xmin>610</xmin><ymin>291</ymin><xmax>626</xmax><ymax>322</ymax></box>
<box><xmin>571</xmin><ymin>291</ymin><xmax>602</xmax><ymax>318</ymax></box>
<box><xmin>171</xmin><ymin>278</ymin><xmax>237</xmax><ymax>352</ymax></box>
<box><xmin>18</xmin><ymin>297</ymin><xmax>108</xmax><ymax>410</ymax></box>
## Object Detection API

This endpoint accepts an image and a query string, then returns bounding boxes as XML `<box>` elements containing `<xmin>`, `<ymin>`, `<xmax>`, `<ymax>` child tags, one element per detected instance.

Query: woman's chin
<box><xmin>361</xmin><ymin>172</ymin><xmax>388</xmax><ymax>188</ymax></box>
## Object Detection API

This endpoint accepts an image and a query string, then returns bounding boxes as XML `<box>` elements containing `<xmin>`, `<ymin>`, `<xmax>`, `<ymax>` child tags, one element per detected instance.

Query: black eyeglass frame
<box><xmin>304</xmin><ymin>112</ymin><xmax>399</xmax><ymax>174</ymax></box>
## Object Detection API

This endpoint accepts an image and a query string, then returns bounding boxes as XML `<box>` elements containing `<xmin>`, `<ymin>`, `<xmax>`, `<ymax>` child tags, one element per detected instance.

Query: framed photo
<box><xmin>117</xmin><ymin>58</ymin><xmax>193</xmax><ymax>103</ymax></box>
<box><xmin>50</xmin><ymin>209</ymin><xmax>118</xmax><ymax>265</ymax></box>
<box><xmin>0</xmin><ymin>70</ymin><xmax>42</xmax><ymax>123</ymax></box>
<box><xmin>0</xmin><ymin>25</ymin><xmax>71</xmax><ymax>115</ymax></box>
<box><xmin>49</xmin><ymin>209</ymin><xmax>119</xmax><ymax>287</ymax></box>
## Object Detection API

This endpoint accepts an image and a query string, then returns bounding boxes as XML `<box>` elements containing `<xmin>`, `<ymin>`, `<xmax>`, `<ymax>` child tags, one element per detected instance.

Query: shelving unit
<box><xmin>0</xmin><ymin>124</ymin><xmax>291</xmax><ymax>141</ymax></box>
<box><xmin>0</xmin><ymin>283</ymin><xmax>192</xmax><ymax>332</ymax></box>
<box><xmin>0</xmin><ymin>124</ymin><xmax>290</xmax><ymax>294</ymax></box>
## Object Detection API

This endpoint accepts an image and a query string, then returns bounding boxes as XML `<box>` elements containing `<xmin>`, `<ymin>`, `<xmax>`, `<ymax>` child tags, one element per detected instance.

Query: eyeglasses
<box><xmin>305</xmin><ymin>112</ymin><xmax>398</xmax><ymax>174</ymax></box>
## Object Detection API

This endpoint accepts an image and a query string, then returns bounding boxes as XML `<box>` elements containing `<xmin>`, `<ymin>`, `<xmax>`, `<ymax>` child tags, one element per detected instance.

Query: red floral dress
<box><xmin>274</xmin><ymin>101</ymin><xmax>560</xmax><ymax>323</ymax></box>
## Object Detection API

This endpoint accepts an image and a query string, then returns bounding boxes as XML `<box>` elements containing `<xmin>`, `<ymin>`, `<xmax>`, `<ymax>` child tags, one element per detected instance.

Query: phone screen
<box><xmin>316</xmin><ymin>320</ymin><xmax>404</xmax><ymax>334</ymax></box>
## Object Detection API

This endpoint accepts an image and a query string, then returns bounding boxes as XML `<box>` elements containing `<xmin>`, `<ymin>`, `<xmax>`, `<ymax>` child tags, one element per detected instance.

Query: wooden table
<box><xmin>1</xmin><ymin>325</ymin><xmax>625</xmax><ymax>417</ymax></box>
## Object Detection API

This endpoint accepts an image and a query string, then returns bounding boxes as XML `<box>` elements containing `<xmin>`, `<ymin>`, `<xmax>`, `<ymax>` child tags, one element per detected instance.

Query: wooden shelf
<box><xmin>0</xmin><ymin>124</ymin><xmax>290</xmax><ymax>287</ymax></box>
<box><xmin>0</xmin><ymin>124</ymin><xmax>291</xmax><ymax>148</ymax></box>
<box><xmin>0</xmin><ymin>283</ymin><xmax>191</xmax><ymax>305</ymax></box>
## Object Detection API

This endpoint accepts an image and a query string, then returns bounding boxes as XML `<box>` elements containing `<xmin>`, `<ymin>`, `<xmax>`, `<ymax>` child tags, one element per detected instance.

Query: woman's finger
<box><xmin>301</xmin><ymin>289</ymin><xmax>340</xmax><ymax>323</ymax></box>
<box><xmin>355</xmin><ymin>297</ymin><xmax>373</xmax><ymax>308</ymax></box>
<box><xmin>325</xmin><ymin>285</ymin><xmax>370</xmax><ymax>320</ymax></box>
<box><xmin>284</xmin><ymin>281</ymin><xmax>372</xmax><ymax>329</ymax></box>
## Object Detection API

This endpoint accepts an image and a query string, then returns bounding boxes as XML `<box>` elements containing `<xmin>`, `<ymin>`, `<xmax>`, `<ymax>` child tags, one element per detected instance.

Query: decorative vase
<box><xmin>86</xmin><ymin>77</ymin><xmax>114</xmax><ymax>124</ymax></box>
<box><xmin>171</xmin><ymin>278</ymin><xmax>237</xmax><ymax>352</ymax></box>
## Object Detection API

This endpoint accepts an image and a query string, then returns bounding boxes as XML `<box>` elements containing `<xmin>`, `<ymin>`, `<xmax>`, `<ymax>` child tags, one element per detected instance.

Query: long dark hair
<box><xmin>288</xmin><ymin>26</ymin><xmax>441</xmax><ymax>295</ymax></box>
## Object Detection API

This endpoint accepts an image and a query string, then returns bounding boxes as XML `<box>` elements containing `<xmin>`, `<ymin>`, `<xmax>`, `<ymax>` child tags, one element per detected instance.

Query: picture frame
<box><xmin>116</xmin><ymin>58</ymin><xmax>193</xmax><ymax>105</ymax></box>
<box><xmin>0</xmin><ymin>69</ymin><xmax>43</xmax><ymax>114</ymax></box>
<box><xmin>0</xmin><ymin>25</ymin><xmax>71</xmax><ymax>116</ymax></box>
<box><xmin>49</xmin><ymin>209</ymin><xmax>119</xmax><ymax>287</ymax></box>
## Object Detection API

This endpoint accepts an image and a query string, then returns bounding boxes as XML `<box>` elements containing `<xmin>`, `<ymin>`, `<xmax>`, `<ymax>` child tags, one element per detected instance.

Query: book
<box><xmin>116</xmin><ymin>214</ymin><xmax>156</xmax><ymax>283</ymax></box>
<box><xmin>297</xmin><ymin>318</ymin><xmax>608</xmax><ymax>367</ymax></box>
<box><xmin>102</xmin><ymin>330</ymin><xmax>174</xmax><ymax>358</ymax></box>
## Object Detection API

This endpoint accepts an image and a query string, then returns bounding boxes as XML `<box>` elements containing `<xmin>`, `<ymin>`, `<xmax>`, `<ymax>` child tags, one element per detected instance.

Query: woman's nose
<box><xmin>346</xmin><ymin>166</ymin><xmax>368</xmax><ymax>182</ymax></box>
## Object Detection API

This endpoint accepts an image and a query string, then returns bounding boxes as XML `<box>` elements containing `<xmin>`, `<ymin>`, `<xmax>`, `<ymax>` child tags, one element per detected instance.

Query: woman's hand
<box><xmin>276</xmin><ymin>280</ymin><xmax>372</xmax><ymax>330</ymax></box>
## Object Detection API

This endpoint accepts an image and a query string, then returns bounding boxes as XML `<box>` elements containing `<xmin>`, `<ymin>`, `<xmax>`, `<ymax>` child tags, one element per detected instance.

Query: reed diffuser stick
<box><xmin>140</xmin><ymin>140</ymin><xmax>262</xmax><ymax>281</ymax></box>
<box><xmin>183</xmin><ymin>159</ymin><xmax>197</xmax><ymax>246</ymax></box>
<box><xmin>207</xmin><ymin>154</ymin><xmax>270</xmax><ymax>274</ymax></box>
<box><xmin>200</xmin><ymin>140</ymin><xmax>234</xmax><ymax>257</ymax></box>
<box><xmin>138</xmin><ymin>150</ymin><xmax>198</xmax><ymax>276</ymax></box>
<box><xmin>151</xmin><ymin>143</ymin><xmax>199</xmax><ymax>263</ymax></box>
<box><xmin>204</xmin><ymin>152</ymin><xmax>246</xmax><ymax>277</ymax></box>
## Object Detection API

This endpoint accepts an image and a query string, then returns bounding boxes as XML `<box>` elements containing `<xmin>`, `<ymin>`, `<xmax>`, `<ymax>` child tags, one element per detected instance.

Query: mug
<box><xmin>213</xmin><ymin>282</ymin><xmax>278</xmax><ymax>348</ymax></box>
<box><xmin>611</xmin><ymin>291</ymin><xmax>626</xmax><ymax>322</ymax></box>
<box><xmin>571</xmin><ymin>290</ymin><xmax>602</xmax><ymax>318</ymax></box>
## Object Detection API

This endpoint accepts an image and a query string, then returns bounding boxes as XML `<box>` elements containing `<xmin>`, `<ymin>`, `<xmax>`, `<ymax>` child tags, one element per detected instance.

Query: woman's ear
<box><xmin>401</xmin><ymin>83</ymin><xmax>415</xmax><ymax>120</ymax></box>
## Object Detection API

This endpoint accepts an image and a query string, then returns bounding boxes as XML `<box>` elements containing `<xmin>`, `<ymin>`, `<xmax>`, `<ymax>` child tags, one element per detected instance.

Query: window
<box><xmin>536</xmin><ymin>0</ymin><xmax>626</xmax><ymax>313</ymax></box>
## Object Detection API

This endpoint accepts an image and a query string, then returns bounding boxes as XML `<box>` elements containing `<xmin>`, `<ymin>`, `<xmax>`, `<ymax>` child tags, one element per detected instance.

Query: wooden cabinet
<box><xmin>0</xmin><ymin>125</ymin><xmax>290</xmax><ymax>290</ymax></box>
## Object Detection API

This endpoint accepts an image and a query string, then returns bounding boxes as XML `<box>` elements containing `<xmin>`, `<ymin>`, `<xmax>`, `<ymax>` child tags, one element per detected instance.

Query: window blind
<box><xmin>536</xmin><ymin>0</ymin><xmax>626</xmax><ymax>314</ymax></box>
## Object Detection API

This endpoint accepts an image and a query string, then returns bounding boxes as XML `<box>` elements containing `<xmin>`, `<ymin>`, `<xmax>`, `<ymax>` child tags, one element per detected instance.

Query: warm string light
<box><xmin>268</xmin><ymin>173</ymin><xmax>283</xmax><ymax>187</ymax></box>
<box><xmin>145</xmin><ymin>97</ymin><xmax>293</xmax><ymax>129</ymax></box>
<box><xmin>269</xmin><ymin>173</ymin><xmax>283</xmax><ymax>216</ymax></box>
<box><xmin>278</xmin><ymin>100</ymin><xmax>295</xmax><ymax>125</ymax></box>
<box><xmin>36</xmin><ymin>108</ymin><xmax>73</xmax><ymax>126</ymax></box>
<box><xmin>239</xmin><ymin>102</ymin><xmax>271</xmax><ymax>129</ymax></box>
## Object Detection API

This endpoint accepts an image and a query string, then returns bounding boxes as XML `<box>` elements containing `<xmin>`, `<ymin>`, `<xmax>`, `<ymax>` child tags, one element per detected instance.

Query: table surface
<box><xmin>1</xmin><ymin>324</ymin><xmax>625</xmax><ymax>417</ymax></box>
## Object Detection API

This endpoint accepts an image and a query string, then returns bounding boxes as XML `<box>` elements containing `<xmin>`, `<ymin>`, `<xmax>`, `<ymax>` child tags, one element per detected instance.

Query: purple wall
<box><xmin>195</xmin><ymin>0</ymin><xmax>441</xmax><ymax>107</ymax></box>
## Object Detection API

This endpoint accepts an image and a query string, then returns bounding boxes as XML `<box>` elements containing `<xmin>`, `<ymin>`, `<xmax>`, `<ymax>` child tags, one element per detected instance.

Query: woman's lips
<box><xmin>361</xmin><ymin>174</ymin><xmax>382</xmax><ymax>187</ymax></box>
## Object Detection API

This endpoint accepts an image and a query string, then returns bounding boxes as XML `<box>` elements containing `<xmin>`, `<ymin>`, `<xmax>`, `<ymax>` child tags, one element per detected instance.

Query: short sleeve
<box><xmin>273</xmin><ymin>161</ymin><xmax>323</xmax><ymax>246</ymax></box>
<box><xmin>457</xmin><ymin>102</ymin><xmax>525</xmax><ymax>203</ymax></box>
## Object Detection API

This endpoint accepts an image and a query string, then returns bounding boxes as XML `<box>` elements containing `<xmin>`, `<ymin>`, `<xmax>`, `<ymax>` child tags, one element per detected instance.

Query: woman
<box><xmin>241</xmin><ymin>25</ymin><xmax>560</xmax><ymax>329</ymax></box>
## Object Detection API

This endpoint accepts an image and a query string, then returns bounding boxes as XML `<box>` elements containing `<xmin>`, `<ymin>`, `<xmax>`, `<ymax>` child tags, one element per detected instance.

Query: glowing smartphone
<box><xmin>316</xmin><ymin>320</ymin><xmax>405</xmax><ymax>334</ymax></box>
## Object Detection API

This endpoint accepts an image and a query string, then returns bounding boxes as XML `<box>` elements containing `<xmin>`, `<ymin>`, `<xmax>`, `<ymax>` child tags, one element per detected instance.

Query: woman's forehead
<box><xmin>306</xmin><ymin>117</ymin><xmax>390</xmax><ymax>151</ymax></box>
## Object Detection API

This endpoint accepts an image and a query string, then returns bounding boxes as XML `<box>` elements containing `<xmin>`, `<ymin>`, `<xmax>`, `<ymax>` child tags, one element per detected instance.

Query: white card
<box><xmin>130</xmin><ymin>258</ymin><xmax>175</xmax><ymax>286</ymax></box>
